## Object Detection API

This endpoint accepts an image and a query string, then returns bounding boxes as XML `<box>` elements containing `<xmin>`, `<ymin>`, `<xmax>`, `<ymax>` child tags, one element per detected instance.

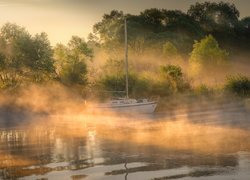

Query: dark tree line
<box><xmin>93</xmin><ymin>1</ymin><xmax>250</xmax><ymax>55</ymax></box>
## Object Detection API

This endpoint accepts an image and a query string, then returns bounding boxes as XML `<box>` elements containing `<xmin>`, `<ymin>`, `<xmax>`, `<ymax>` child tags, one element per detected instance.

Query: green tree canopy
<box><xmin>189</xmin><ymin>35</ymin><xmax>229</xmax><ymax>75</ymax></box>
<box><xmin>93</xmin><ymin>10</ymin><xmax>124</xmax><ymax>52</ymax></box>
<box><xmin>54</xmin><ymin>36</ymin><xmax>93</xmax><ymax>85</ymax></box>
<box><xmin>0</xmin><ymin>23</ymin><xmax>55</xmax><ymax>87</ymax></box>
<box><xmin>93</xmin><ymin>9</ymin><xmax>204</xmax><ymax>55</ymax></box>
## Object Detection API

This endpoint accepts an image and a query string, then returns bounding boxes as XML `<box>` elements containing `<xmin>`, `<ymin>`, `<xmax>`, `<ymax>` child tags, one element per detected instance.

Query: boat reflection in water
<box><xmin>0</xmin><ymin>111</ymin><xmax>249</xmax><ymax>180</ymax></box>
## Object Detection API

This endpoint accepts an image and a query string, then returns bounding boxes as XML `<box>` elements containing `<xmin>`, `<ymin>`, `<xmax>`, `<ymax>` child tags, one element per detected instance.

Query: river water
<box><xmin>0</xmin><ymin>102</ymin><xmax>250</xmax><ymax>180</ymax></box>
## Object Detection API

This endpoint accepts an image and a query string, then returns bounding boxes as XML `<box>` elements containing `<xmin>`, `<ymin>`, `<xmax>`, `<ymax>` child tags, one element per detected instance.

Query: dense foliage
<box><xmin>54</xmin><ymin>36</ymin><xmax>93</xmax><ymax>85</ymax></box>
<box><xmin>224</xmin><ymin>75</ymin><xmax>250</xmax><ymax>97</ymax></box>
<box><xmin>0</xmin><ymin>23</ymin><xmax>55</xmax><ymax>88</ymax></box>
<box><xmin>93</xmin><ymin>1</ymin><xmax>250</xmax><ymax>55</ymax></box>
<box><xmin>189</xmin><ymin>35</ymin><xmax>229</xmax><ymax>75</ymax></box>
<box><xmin>0</xmin><ymin>1</ymin><xmax>249</xmax><ymax>99</ymax></box>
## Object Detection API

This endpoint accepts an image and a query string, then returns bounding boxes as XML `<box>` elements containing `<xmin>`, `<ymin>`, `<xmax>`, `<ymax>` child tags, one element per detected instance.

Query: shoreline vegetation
<box><xmin>0</xmin><ymin>1</ymin><xmax>249</xmax><ymax>113</ymax></box>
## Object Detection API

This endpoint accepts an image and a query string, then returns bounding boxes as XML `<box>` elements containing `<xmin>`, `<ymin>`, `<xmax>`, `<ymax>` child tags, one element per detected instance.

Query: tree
<box><xmin>92</xmin><ymin>9</ymin><xmax>204</xmax><ymax>56</ymax></box>
<box><xmin>187</xmin><ymin>1</ymin><xmax>239</xmax><ymax>32</ymax></box>
<box><xmin>241</xmin><ymin>17</ymin><xmax>250</xmax><ymax>29</ymax></box>
<box><xmin>87</xmin><ymin>33</ymin><xmax>100</xmax><ymax>49</ymax></box>
<box><xmin>93</xmin><ymin>10</ymin><xmax>124</xmax><ymax>52</ymax></box>
<box><xmin>0</xmin><ymin>23</ymin><xmax>54</xmax><ymax>72</ymax></box>
<box><xmin>189</xmin><ymin>35</ymin><xmax>229</xmax><ymax>76</ymax></box>
<box><xmin>30</xmin><ymin>32</ymin><xmax>54</xmax><ymax>72</ymax></box>
<box><xmin>161</xmin><ymin>10</ymin><xmax>204</xmax><ymax>37</ymax></box>
<box><xmin>0</xmin><ymin>23</ymin><xmax>55</xmax><ymax>87</ymax></box>
<box><xmin>137</xmin><ymin>9</ymin><xmax>204</xmax><ymax>53</ymax></box>
<box><xmin>54</xmin><ymin>36</ymin><xmax>93</xmax><ymax>85</ymax></box>
<box><xmin>0</xmin><ymin>23</ymin><xmax>30</xmax><ymax>70</ymax></box>
<box><xmin>140</xmin><ymin>8</ymin><xmax>165</xmax><ymax>33</ymax></box>
<box><xmin>20</xmin><ymin>32</ymin><xmax>55</xmax><ymax>82</ymax></box>
<box><xmin>239</xmin><ymin>17</ymin><xmax>250</xmax><ymax>46</ymax></box>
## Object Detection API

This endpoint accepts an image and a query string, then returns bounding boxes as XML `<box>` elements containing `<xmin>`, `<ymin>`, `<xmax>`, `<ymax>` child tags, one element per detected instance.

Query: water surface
<box><xmin>0</xmin><ymin>104</ymin><xmax>250</xmax><ymax>180</ymax></box>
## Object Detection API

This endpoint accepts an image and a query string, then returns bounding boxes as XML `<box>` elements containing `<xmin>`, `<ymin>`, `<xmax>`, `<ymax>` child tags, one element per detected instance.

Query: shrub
<box><xmin>161</xmin><ymin>65</ymin><xmax>183</xmax><ymax>80</ymax></box>
<box><xmin>224</xmin><ymin>74</ymin><xmax>250</xmax><ymax>97</ymax></box>
<box><xmin>160</xmin><ymin>64</ymin><xmax>190</xmax><ymax>93</ymax></box>
<box><xmin>194</xmin><ymin>84</ymin><xmax>213</xmax><ymax>96</ymax></box>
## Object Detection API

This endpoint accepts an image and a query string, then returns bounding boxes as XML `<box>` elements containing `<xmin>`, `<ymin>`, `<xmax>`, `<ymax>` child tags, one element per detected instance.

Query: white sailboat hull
<box><xmin>96</xmin><ymin>101</ymin><xmax>157</xmax><ymax>114</ymax></box>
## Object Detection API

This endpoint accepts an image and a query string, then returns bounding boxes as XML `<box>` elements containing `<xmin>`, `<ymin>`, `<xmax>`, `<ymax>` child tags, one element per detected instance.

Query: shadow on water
<box><xmin>0</xmin><ymin>99</ymin><xmax>249</xmax><ymax>179</ymax></box>
<box><xmin>0</xmin><ymin>103</ymin><xmax>48</xmax><ymax>128</ymax></box>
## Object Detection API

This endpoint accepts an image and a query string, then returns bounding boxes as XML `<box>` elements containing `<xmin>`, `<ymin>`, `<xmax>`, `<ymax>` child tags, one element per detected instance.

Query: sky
<box><xmin>0</xmin><ymin>0</ymin><xmax>249</xmax><ymax>45</ymax></box>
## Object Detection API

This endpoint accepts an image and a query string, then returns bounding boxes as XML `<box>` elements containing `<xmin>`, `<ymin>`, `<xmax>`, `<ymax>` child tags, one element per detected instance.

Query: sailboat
<box><xmin>94</xmin><ymin>18</ymin><xmax>157</xmax><ymax>113</ymax></box>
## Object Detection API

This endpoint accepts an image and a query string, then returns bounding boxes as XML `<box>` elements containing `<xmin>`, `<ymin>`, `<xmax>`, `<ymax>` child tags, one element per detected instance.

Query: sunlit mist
<box><xmin>1</xmin><ymin>0</ymin><xmax>250</xmax><ymax>179</ymax></box>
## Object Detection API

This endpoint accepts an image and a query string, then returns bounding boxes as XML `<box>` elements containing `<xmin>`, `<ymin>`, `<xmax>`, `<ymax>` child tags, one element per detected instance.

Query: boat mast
<box><xmin>124</xmin><ymin>17</ymin><xmax>129</xmax><ymax>99</ymax></box>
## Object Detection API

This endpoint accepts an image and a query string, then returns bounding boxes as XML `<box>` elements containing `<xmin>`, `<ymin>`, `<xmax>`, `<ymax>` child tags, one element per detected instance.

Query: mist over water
<box><xmin>0</xmin><ymin>86</ymin><xmax>249</xmax><ymax>179</ymax></box>
<box><xmin>1</xmin><ymin>1</ymin><xmax>250</xmax><ymax>179</ymax></box>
